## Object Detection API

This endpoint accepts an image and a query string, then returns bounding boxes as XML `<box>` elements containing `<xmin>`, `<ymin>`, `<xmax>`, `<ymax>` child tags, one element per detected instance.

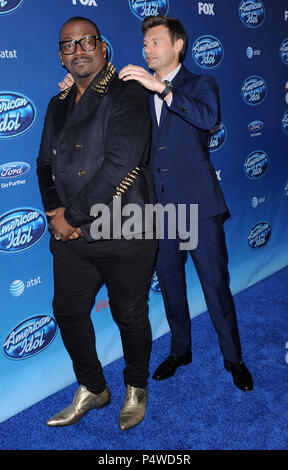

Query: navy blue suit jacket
<box><xmin>148</xmin><ymin>64</ymin><xmax>228</xmax><ymax>222</ymax></box>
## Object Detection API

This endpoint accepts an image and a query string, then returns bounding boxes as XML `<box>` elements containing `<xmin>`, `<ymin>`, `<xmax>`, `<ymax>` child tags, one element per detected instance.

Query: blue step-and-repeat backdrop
<box><xmin>1</xmin><ymin>0</ymin><xmax>287</xmax><ymax>423</ymax></box>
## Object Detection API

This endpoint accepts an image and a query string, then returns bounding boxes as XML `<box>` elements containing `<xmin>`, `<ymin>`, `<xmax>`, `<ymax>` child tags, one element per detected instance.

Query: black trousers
<box><xmin>155</xmin><ymin>215</ymin><xmax>242</xmax><ymax>365</ymax></box>
<box><xmin>50</xmin><ymin>236</ymin><xmax>157</xmax><ymax>393</ymax></box>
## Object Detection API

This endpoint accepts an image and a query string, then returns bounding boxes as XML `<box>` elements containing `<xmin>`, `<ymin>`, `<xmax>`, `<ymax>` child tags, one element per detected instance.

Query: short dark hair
<box><xmin>142</xmin><ymin>15</ymin><xmax>187</xmax><ymax>62</ymax></box>
<box><xmin>59</xmin><ymin>16</ymin><xmax>102</xmax><ymax>40</ymax></box>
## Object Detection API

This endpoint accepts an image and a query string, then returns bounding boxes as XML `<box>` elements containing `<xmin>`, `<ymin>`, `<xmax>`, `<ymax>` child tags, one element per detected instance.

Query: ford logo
<box><xmin>280</xmin><ymin>39</ymin><xmax>288</xmax><ymax>65</ymax></box>
<box><xmin>129</xmin><ymin>0</ymin><xmax>169</xmax><ymax>20</ymax></box>
<box><xmin>0</xmin><ymin>161</ymin><xmax>30</xmax><ymax>179</ymax></box>
<box><xmin>244</xmin><ymin>150</ymin><xmax>269</xmax><ymax>179</ymax></box>
<box><xmin>0</xmin><ymin>92</ymin><xmax>36</xmax><ymax>138</ymax></box>
<box><xmin>0</xmin><ymin>208</ymin><xmax>47</xmax><ymax>254</ymax></box>
<box><xmin>3</xmin><ymin>315</ymin><xmax>57</xmax><ymax>360</ymax></box>
<box><xmin>281</xmin><ymin>111</ymin><xmax>288</xmax><ymax>135</ymax></box>
<box><xmin>248</xmin><ymin>222</ymin><xmax>271</xmax><ymax>249</ymax></box>
<box><xmin>248</xmin><ymin>120</ymin><xmax>263</xmax><ymax>132</ymax></box>
<box><xmin>192</xmin><ymin>35</ymin><xmax>224</xmax><ymax>68</ymax></box>
<box><xmin>208</xmin><ymin>121</ymin><xmax>227</xmax><ymax>151</ymax></box>
<box><xmin>0</xmin><ymin>0</ymin><xmax>23</xmax><ymax>15</ymax></box>
<box><xmin>241</xmin><ymin>76</ymin><xmax>267</xmax><ymax>105</ymax></box>
<box><xmin>239</xmin><ymin>0</ymin><xmax>265</xmax><ymax>28</ymax></box>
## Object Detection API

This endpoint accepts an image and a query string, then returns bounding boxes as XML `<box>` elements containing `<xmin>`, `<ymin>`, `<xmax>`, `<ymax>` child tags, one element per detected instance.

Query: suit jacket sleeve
<box><xmin>167</xmin><ymin>74</ymin><xmax>219</xmax><ymax>131</ymax></box>
<box><xmin>64</xmin><ymin>81</ymin><xmax>151</xmax><ymax>227</ymax></box>
<box><xmin>36</xmin><ymin>99</ymin><xmax>64</xmax><ymax>211</ymax></box>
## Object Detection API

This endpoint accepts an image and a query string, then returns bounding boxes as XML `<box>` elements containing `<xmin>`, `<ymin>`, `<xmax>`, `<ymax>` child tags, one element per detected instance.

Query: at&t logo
<box><xmin>239</xmin><ymin>0</ymin><xmax>265</xmax><ymax>28</ymax></box>
<box><xmin>241</xmin><ymin>76</ymin><xmax>267</xmax><ymax>105</ymax></box>
<box><xmin>0</xmin><ymin>208</ymin><xmax>47</xmax><ymax>253</ymax></box>
<box><xmin>251</xmin><ymin>195</ymin><xmax>266</xmax><ymax>208</ymax></box>
<box><xmin>3</xmin><ymin>315</ymin><xmax>57</xmax><ymax>360</ymax></box>
<box><xmin>246</xmin><ymin>46</ymin><xmax>261</xmax><ymax>59</ymax></box>
<box><xmin>192</xmin><ymin>35</ymin><xmax>224</xmax><ymax>68</ymax></box>
<box><xmin>0</xmin><ymin>0</ymin><xmax>23</xmax><ymax>14</ymax></box>
<box><xmin>10</xmin><ymin>276</ymin><xmax>42</xmax><ymax>297</ymax></box>
<box><xmin>129</xmin><ymin>0</ymin><xmax>169</xmax><ymax>20</ymax></box>
<box><xmin>0</xmin><ymin>92</ymin><xmax>36</xmax><ymax>138</ymax></box>
<box><xmin>198</xmin><ymin>2</ymin><xmax>214</xmax><ymax>15</ymax></box>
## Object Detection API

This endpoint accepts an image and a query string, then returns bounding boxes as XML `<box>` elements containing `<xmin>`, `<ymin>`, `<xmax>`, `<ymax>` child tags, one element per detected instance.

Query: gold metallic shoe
<box><xmin>46</xmin><ymin>385</ymin><xmax>111</xmax><ymax>427</ymax></box>
<box><xmin>119</xmin><ymin>384</ymin><xmax>148</xmax><ymax>431</ymax></box>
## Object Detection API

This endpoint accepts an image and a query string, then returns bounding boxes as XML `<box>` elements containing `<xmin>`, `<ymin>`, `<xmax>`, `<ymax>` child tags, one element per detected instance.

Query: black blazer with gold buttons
<box><xmin>36</xmin><ymin>62</ymin><xmax>156</xmax><ymax>241</ymax></box>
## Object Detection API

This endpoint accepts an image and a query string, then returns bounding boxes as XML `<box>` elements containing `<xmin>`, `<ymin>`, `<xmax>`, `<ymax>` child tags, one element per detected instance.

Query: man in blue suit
<box><xmin>119</xmin><ymin>15</ymin><xmax>253</xmax><ymax>392</ymax></box>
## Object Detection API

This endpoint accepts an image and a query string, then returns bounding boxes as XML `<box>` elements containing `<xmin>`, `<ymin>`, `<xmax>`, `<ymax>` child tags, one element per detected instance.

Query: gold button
<box><xmin>51</xmin><ymin>174</ymin><xmax>56</xmax><ymax>181</ymax></box>
<box><xmin>78</xmin><ymin>169</ymin><xmax>85</xmax><ymax>176</ymax></box>
<box><xmin>52</xmin><ymin>148</ymin><xmax>57</xmax><ymax>155</ymax></box>
<box><xmin>75</xmin><ymin>143</ymin><xmax>83</xmax><ymax>149</ymax></box>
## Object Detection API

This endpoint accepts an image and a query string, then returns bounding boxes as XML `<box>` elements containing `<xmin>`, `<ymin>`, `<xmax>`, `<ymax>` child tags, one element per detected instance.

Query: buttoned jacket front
<box><xmin>37</xmin><ymin>63</ymin><xmax>156</xmax><ymax>241</ymax></box>
<box><xmin>148</xmin><ymin>65</ymin><xmax>228</xmax><ymax>222</ymax></box>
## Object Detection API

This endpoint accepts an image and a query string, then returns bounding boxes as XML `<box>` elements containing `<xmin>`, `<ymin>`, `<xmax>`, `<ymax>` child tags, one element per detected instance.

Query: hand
<box><xmin>58</xmin><ymin>73</ymin><xmax>74</xmax><ymax>91</ymax></box>
<box><xmin>48</xmin><ymin>207</ymin><xmax>76</xmax><ymax>241</ymax></box>
<box><xmin>67</xmin><ymin>227</ymin><xmax>83</xmax><ymax>240</ymax></box>
<box><xmin>119</xmin><ymin>65</ymin><xmax>166</xmax><ymax>94</ymax></box>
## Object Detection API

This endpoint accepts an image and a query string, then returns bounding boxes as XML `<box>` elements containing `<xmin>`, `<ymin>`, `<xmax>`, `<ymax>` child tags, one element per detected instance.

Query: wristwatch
<box><xmin>158</xmin><ymin>80</ymin><xmax>173</xmax><ymax>100</ymax></box>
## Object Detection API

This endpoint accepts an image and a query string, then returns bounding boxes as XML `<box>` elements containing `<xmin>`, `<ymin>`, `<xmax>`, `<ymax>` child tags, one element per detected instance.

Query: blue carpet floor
<box><xmin>0</xmin><ymin>266</ymin><xmax>287</xmax><ymax>451</ymax></box>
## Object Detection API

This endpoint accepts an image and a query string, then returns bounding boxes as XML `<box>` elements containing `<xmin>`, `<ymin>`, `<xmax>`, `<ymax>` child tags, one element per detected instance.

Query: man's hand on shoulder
<box><xmin>119</xmin><ymin>64</ymin><xmax>166</xmax><ymax>95</ymax></box>
<box><xmin>58</xmin><ymin>73</ymin><xmax>74</xmax><ymax>91</ymax></box>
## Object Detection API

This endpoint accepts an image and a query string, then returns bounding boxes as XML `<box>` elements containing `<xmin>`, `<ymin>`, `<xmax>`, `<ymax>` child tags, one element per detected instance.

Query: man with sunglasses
<box><xmin>36</xmin><ymin>16</ymin><xmax>157</xmax><ymax>430</ymax></box>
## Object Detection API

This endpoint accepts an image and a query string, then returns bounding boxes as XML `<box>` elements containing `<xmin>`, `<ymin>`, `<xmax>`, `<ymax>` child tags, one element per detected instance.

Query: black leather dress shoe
<box><xmin>225</xmin><ymin>362</ymin><xmax>253</xmax><ymax>392</ymax></box>
<box><xmin>152</xmin><ymin>352</ymin><xmax>192</xmax><ymax>381</ymax></box>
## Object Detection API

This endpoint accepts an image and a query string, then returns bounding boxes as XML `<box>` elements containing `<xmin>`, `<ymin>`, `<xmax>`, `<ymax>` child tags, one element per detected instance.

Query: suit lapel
<box><xmin>53</xmin><ymin>62</ymin><xmax>116</xmax><ymax>137</ymax></box>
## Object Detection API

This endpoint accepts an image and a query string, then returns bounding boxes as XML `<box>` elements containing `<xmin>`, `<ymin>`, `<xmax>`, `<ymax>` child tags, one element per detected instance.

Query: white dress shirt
<box><xmin>154</xmin><ymin>63</ymin><xmax>181</xmax><ymax>125</ymax></box>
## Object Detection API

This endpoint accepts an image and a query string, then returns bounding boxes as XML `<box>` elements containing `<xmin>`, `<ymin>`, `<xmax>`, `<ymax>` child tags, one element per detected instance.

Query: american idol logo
<box><xmin>241</xmin><ymin>76</ymin><xmax>267</xmax><ymax>105</ymax></box>
<box><xmin>280</xmin><ymin>39</ymin><xmax>288</xmax><ymax>65</ymax></box>
<box><xmin>150</xmin><ymin>271</ymin><xmax>161</xmax><ymax>294</ymax></box>
<box><xmin>0</xmin><ymin>161</ymin><xmax>30</xmax><ymax>179</ymax></box>
<box><xmin>0</xmin><ymin>0</ymin><xmax>23</xmax><ymax>15</ymax></box>
<box><xmin>239</xmin><ymin>0</ymin><xmax>265</xmax><ymax>28</ymax></box>
<box><xmin>3</xmin><ymin>315</ymin><xmax>57</xmax><ymax>360</ymax></box>
<box><xmin>248</xmin><ymin>222</ymin><xmax>271</xmax><ymax>249</ymax></box>
<box><xmin>244</xmin><ymin>150</ymin><xmax>268</xmax><ymax>179</ymax></box>
<box><xmin>192</xmin><ymin>35</ymin><xmax>224</xmax><ymax>68</ymax></box>
<box><xmin>102</xmin><ymin>36</ymin><xmax>113</xmax><ymax>63</ymax></box>
<box><xmin>0</xmin><ymin>208</ymin><xmax>47</xmax><ymax>254</ymax></box>
<box><xmin>281</xmin><ymin>111</ymin><xmax>288</xmax><ymax>134</ymax></box>
<box><xmin>0</xmin><ymin>92</ymin><xmax>36</xmax><ymax>138</ymax></box>
<box><xmin>129</xmin><ymin>0</ymin><xmax>169</xmax><ymax>20</ymax></box>
<box><xmin>208</xmin><ymin>121</ymin><xmax>226</xmax><ymax>151</ymax></box>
